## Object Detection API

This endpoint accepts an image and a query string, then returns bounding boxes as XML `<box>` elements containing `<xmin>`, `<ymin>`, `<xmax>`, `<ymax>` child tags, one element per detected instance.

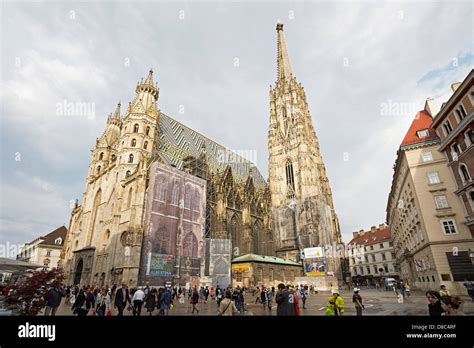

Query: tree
<box><xmin>4</xmin><ymin>268</ymin><xmax>65</xmax><ymax>316</ymax></box>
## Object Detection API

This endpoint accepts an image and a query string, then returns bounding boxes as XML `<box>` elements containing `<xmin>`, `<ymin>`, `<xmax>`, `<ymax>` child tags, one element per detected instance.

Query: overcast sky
<box><xmin>1</xmin><ymin>0</ymin><xmax>473</xmax><ymax>255</ymax></box>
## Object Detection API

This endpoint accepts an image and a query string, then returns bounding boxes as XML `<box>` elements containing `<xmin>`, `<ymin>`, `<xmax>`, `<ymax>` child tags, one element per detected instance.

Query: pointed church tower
<box><xmin>268</xmin><ymin>22</ymin><xmax>342</xmax><ymax>276</ymax></box>
<box><xmin>87</xmin><ymin>102</ymin><xmax>122</xmax><ymax>182</ymax></box>
<box><xmin>118</xmin><ymin>69</ymin><xmax>160</xmax><ymax>177</ymax></box>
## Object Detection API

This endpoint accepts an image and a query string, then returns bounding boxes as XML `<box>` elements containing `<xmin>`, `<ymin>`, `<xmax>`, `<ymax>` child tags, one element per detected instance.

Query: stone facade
<box><xmin>61</xmin><ymin>22</ymin><xmax>343</xmax><ymax>287</ymax></box>
<box><xmin>386</xmin><ymin>103</ymin><xmax>474</xmax><ymax>294</ymax></box>
<box><xmin>431</xmin><ymin>70</ymin><xmax>474</xmax><ymax>237</ymax></box>
<box><xmin>268</xmin><ymin>22</ymin><xmax>342</xmax><ymax>276</ymax></box>
<box><xmin>61</xmin><ymin>70</ymin><xmax>271</xmax><ymax>287</ymax></box>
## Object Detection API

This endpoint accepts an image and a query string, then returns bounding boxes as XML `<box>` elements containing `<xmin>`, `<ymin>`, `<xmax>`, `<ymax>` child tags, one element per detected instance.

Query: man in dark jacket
<box><xmin>275</xmin><ymin>283</ymin><xmax>296</xmax><ymax>316</ymax></box>
<box><xmin>114</xmin><ymin>283</ymin><xmax>131</xmax><ymax>316</ymax></box>
<box><xmin>44</xmin><ymin>285</ymin><xmax>64</xmax><ymax>316</ymax></box>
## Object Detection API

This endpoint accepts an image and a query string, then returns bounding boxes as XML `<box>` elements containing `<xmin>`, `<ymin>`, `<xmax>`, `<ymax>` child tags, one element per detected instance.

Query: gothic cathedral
<box><xmin>268</xmin><ymin>22</ymin><xmax>342</xmax><ymax>274</ymax></box>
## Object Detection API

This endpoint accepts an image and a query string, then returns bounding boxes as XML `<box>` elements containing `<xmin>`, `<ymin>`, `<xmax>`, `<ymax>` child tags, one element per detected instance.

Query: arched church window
<box><xmin>128</xmin><ymin>154</ymin><xmax>134</xmax><ymax>163</ymax></box>
<box><xmin>111</xmin><ymin>154</ymin><xmax>116</xmax><ymax>162</ymax></box>
<box><xmin>131</xmin><ymin>139</ymin><xmax>136</xmax><ymax>147</ymax></box>
<box><xmin>97</xmin><ymin>165</ymin><xmax>101</xmax><ymax>173</ymax></box>
<box><xmin>285</xmin><ymin>159</ymin><xmax>295</xmax><ymax>195</ymax></box>
<box><xmin>144</xmin><ymin>141</ymin><xmax>148</xmax><ymax>150</ymax></box>
<box><xmin>99</xmin><ymin>152</ymin><xmax>104</xmax><ymax>160</ymax></box>
<box><xmin>133</xmin><ymin>124</ymin><xmax>139</xmax><ymax>133</ymax></box>
<box><xmin>146</xmin><ymin>126</ymin><xmax>150</xmax><ymax>136</ymax></box>
<box><xmin>126</xmin><ymin>170</ymin><xmax>131</xmax><ymax>177</ymax></box>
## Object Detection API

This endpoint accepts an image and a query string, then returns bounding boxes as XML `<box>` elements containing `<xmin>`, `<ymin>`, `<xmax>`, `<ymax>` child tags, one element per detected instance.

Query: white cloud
<box><xmin>1</xmin><ymin>1</ymin><xmax>472</xmax><ymax>247</ymax></box>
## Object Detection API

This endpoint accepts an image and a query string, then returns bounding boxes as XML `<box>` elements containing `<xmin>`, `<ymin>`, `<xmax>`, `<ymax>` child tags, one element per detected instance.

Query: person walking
<box><xmin>205</xmin><ymin>286</ymin><xmax>210</xmax><ymax>303</ymax></box>
<box><xmin>44</xmin><ymin>285</ymin><xmax>64</xmax><ymax>316</ymax></box>
<box><xmin>216</xmin><ymin>287</ymin><xmax>223</xmax><ymax>307</ymax></box>
<box><xmin>260</xmin><ymin>286</ymin><xmax>267</xmax><ymax>311</ymax></box>
<box><xmin>85</xmin><ymin>287</ymin><xmax>95</xmax><ymax>315</ymax></box>
<box><xmin>352</xmin><ymin>288</ymin><xmax>364</xmax><ymax>316</ymax></box>
<box><xmin>132</xmin><ymin>286</ymin><xmax>145</xmax><ymax>316</ymax></box>
<box><xmin>191</xmin><ymin>286</ymin><xmax>200</xmax><ymax>315</ymax></box>
<box><xmin>426</xmin><ymin>291</ymin><xmax>445</xmax><ymax>316</ymax></box>
<box><xmin>266</xmin><ymin>288</ymin><xmax>273</xmax><ymax>312</ymax></box>
<box><xmin>238</xmin><ymin>288</ymin><xmax>246</xmax><ymax>313</ymax></box>
<box><xmin>114</xmin><ymin>283</ymin><xmax>131</xmax><ymax>316</ymax></box>
<box><xmin>255</xmin><ymin>287</ymin><xmax>261</xmax><ymax>304</ymax></box>
<box><xmin>404</xmin><ymin>283</ymin><xmax>411</xmax><ymax>298</ymax></box>
<box><xmin>72</xmin><ymin>289</ymin><xmax>88</xmax><ymax>316</ymax></box>
<box><xmin>145</xmin><ymin>288</ymin><xmax>157</xmax><ymax>316</ymax></box>
<box><xmin>218</xmin><ymin>290</ymin><xmax>238</xmax><ymax>316</ymax></box>
<box><xmin>275</xmin><ymin>283</ymin><xmax>297</xmax><ymax>316</ymax></box>
<box><xmin>96</xmin><ymin>288</ymin><xmax>111</xmax><ymax>316</ymax></box>
<box><xmin>299</xmin><ymin>286</ymin><xmax>308</xmax><ymax>309</ymax></box>
<box><xmin>160</xmin><ymin>287</ymin><xmax>172</xmax><ymax>316</ymax></box>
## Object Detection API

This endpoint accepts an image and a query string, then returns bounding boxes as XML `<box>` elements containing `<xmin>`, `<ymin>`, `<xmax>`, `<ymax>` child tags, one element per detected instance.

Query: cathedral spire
<box><xmin>127</xmin><ymin>69</ymin><xmax>160</xmax><ymax>116</ymax></box>
<box><xmin>107</xmin><ymin>102</ymin><xmax>121</xmax><ymax>125</ymax></box>
<box><xmin>143</xmin><ymin>69</ymin><xmax>154</xmax><ymax>86</ymax></box>
<box><xmin>113</xmin><ymin>102</ymin><xmax>121</xmax><ymax>120</ymax></box>
<box><xmin>276</xmin><ymin>20</ymin><xmax>294</xmax><ymax>81</ymax></box>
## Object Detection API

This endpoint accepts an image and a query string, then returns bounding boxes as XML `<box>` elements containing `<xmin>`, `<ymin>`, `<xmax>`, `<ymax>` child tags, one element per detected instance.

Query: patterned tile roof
<box><xmin>157</xmin><ymin>113</ymin><xmax>267</xmax><ymax>188</ymax></box>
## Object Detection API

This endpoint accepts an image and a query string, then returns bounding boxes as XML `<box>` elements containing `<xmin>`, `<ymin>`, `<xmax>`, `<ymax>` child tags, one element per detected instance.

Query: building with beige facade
<box><xmin>17</xmin><ymin>226</ymin><xmax>67</xmax><ymax>271</ymax></box>
<box><xmin>386</xmin><ymin>101</ymin><xmax>474</xmax><ymax>295</ymax></box>
<box><xmin>348</xmin><ymin>224</ymin><xmax>398</xmax><ymax>286</ymax></box>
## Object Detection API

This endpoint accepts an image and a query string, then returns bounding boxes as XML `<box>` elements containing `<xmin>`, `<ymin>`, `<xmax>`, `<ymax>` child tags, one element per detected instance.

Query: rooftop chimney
<box><xmin>451</xmin><ymin>82</ymin><xmax>461</xmax><ymax>92</ymax></box>
<box><xmin>370</xmin><ymin>226</ymin><xmax>376</xmax><ymax>232</ymax></box>
<box><xmin>424</xmin><ymin>97</ymin><xmax>435</xmax><ymax>117</ymax></box>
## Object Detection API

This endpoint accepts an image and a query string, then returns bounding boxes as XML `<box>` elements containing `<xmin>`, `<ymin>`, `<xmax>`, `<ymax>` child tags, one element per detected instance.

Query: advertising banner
<box><xmin>303</xmin><ymin>247</ymin><xmax>324</xmax><ymax>259</ymax></box>
<box><xmin>304</xmin><ymin>258</ymin><xmax>326</xmax><ymax>276</ymax></box>
<box><xmin>147</xmin><ymin>253</ymin><xmax>175</xmax><ymax>276</ymax></box>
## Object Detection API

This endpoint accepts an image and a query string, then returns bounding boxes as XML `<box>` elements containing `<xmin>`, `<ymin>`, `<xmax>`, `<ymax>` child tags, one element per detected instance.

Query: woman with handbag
<box><xmin>218</xmin><ymin>290</ymin><xmax>238</xmax><ymax>316</ymax></box>
<box><xmin>96</xmin><ymin>288</ymin><xmax>110</xmax><ymax>316</ymax></box>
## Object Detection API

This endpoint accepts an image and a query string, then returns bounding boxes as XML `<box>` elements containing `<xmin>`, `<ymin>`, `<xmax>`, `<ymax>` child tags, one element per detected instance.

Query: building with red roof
<box><xmin>348</xmin><ymin>223</ymin><xmax>398</xmax><ymax>286</ymax></box>
<box><xmin>386</xmin><ymin>95</ymin><xmax>474</xmax><ymax>295</ymax></box>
